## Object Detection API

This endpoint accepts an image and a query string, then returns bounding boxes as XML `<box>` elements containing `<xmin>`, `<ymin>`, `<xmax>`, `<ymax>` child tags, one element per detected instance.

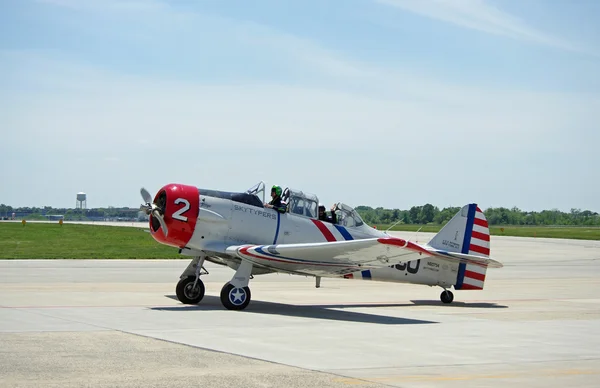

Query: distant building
<box><xmin>45</xmin><ymin>215</ymin><xmax>64</xmax><ymax>221</ymax></box>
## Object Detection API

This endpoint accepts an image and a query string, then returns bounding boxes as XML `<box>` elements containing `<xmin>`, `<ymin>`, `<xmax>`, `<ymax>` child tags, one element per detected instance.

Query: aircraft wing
<box><xmin>225</xmin><ymin>237</ymin><xmax>502</xmax><ymax>274</ymax></box>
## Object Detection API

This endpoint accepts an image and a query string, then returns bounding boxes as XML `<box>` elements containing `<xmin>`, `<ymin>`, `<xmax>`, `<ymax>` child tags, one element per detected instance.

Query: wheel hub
<box><xmin>184</xmin><ymin>283</ymin><xmax>201</xmax><ymax>299</ymax></box>
<box><xmin>229</xmin><ymin>287</ymin><xmax>247</xmax><ymax>305</ymax></box>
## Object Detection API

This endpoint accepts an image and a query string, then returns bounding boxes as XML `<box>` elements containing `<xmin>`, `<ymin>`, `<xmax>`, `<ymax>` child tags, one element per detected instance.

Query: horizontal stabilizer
<box><xmin>425</xmin><ymin>247</ymin><xmax>503</xmax><ymax>268</ymax></box>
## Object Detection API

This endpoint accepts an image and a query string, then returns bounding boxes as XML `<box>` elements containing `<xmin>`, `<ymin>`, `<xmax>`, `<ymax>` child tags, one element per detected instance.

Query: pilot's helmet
<box><xmin>318</xmin><ymin>204</ymin><xmax>326</xmax><ymax>212</ymax></box>
<box><xmin>271</xmin><ymin>185</ymin><xmax>282</xmax><ymax>196</ymax></box>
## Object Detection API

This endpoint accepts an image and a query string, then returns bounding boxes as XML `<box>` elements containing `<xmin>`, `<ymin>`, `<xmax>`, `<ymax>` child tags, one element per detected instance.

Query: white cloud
<box><xmin>375</xmin><ymin>0</ymin><xmax>596</xmax><ymax>56</ymax></box>
<box><xmin>2</xmin><ymin>50</ymin><xmax>596</xmax><ymax>156</ymax></box>
<box><xmin>35</xmin><ymin>0</ymin><xmax>369</xmax><ymax>80</ymax></box>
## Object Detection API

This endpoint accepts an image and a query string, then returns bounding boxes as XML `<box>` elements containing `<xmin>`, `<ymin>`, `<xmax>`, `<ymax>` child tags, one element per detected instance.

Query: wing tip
<box><xmin>378</xmin><ymin>237</ymin><xmax>434</xmax><ymax>256</ymax></box>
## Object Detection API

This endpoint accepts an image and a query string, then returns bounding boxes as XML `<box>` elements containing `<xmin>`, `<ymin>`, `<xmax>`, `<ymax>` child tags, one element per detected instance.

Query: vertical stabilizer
<box><xmin>427</xmin><ymin>204</ymin><xmax>491</xmax><ymax>290</ymax></box>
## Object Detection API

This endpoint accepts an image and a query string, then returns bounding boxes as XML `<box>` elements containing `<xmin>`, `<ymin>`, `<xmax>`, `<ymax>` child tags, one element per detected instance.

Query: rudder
<box><xmin>427</xmin><ymin>204</ymin><xmax>491</xmax><ymax>290</ymax></box>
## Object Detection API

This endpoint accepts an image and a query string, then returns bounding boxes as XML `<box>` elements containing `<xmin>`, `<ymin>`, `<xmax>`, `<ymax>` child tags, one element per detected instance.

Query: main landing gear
<box><xmin>219</xmin><ymin>260</ymin><xmax>253</xmax><ymax>310</ymax></box>
<box><xmin>174</xmin><ymin>253</ymin><xmax>254</xmax><ymax>311</ymax></box>
<box><xmin>176</xmin><ymin>254</ymin><xmax>208</xmax><ymax>304</ymax></box>
<box><xmin>440</xmin><ymin>289</ymin><xmax>454</xmax><ymax>304</ymax></box>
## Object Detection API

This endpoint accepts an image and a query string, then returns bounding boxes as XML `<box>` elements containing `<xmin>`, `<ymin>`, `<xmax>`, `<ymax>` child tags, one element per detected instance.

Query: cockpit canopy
<box><xmin>334</xmin><ymin>202</ymin><xmax>364</xmax><ymax>227</ymax></box>
<box><xmin>282</xmin><ymin>188</ymin><xmax>319</xmax><ymax>218</ymax></box>
<box><xmin>244</xmin><ymin>181</ymin><xmax>365</xmax><ymax>227</ymax></box>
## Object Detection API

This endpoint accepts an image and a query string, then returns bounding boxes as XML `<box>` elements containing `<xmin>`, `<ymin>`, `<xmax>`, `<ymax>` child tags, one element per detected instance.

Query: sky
<box><xmin>1</xmin><ymin>0</ymin><xmax>599</xmax><ymax>212</ymax></box>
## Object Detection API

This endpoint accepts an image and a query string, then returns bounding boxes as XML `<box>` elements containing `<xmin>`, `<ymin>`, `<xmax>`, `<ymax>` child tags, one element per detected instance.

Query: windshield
<box><xmin>334</xmin><ymin>202</ymin><xmax>364</xmax><ymax>227</ymax></box>
<box><xmin>246</xmin><ymin>181</ymin><xmax>266</xmax><ymax>203</ymax></box>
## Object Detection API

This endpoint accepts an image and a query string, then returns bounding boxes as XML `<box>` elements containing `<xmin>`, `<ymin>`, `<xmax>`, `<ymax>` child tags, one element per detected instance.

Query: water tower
<box><xmin>76</xmin><ymin>192</ymin><xmax>87</xmax><ymax>210</ymax></box>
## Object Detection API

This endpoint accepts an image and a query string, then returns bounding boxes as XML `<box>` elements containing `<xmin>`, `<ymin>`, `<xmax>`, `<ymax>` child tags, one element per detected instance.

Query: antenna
<box><xmin>385</xmin><ymin>219</ymin><xmax>403</xmax><ymax>234</ymax></box>
<box><xmin>410</xmin><ymin>226</ymin><xmax>424</xmax><ymax>243</ymax></box>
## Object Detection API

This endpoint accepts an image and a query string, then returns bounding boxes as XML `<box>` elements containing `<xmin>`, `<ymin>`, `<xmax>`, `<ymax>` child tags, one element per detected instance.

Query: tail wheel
<box><xmin>440</xmin><ymin>290</ymin><xmax>454</xmax><ymax>304</ymax></box>
<box><xmin>220</xmin><ymin>283</ymin><xmax>251</xmax><ymax>310</ymax></box>
<box><xmin>176</xmin><ymin>276</ymin><xmax>205</xmax><ymax>304</ymax></box>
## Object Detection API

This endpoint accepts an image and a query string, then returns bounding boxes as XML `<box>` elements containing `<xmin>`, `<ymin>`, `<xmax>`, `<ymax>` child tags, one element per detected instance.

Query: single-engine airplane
<box><xmin>140</xmin><ymin>181</ymin><xmax>502</xmax><ymax>310</ymax></box>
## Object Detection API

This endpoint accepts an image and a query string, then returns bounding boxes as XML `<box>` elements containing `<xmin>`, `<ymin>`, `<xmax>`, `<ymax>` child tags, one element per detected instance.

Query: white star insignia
<box><xmin>231</xmin><ymin>289</ymin><xmax>245</xmax><ymax>303</ymax></box>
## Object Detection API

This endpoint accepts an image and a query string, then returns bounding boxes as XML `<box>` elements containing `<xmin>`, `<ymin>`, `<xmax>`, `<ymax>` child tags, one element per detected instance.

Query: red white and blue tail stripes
<box><xmin>455</xmin><ymin>204</ymin><xmax>491</xmax><ymax>290</ymax></box>
<box><xmin>456</xmin><ymin>263</ymin><xmax>486</xmax><ymax>290</ymax></box>
<box><xmin>469</xmin><ymin>206</ymin><xmax>490</xmax><ymax>257</ymax></box>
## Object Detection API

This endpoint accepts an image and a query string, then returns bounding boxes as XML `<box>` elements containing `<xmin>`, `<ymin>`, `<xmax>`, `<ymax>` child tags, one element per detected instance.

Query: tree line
<box><xmin>355</xmin><ymin>205</ymin><xmax>600</xmax><ymax>226</ymax></box>
<box><xmin>0</xmin><ymin>205</ymin><xmax>144</xmax><ymax>221</ymax></box>
<box><xmin>1</xmin><ymin>203</ymin><xmax>599</xmax><ymax>226</ymax></box>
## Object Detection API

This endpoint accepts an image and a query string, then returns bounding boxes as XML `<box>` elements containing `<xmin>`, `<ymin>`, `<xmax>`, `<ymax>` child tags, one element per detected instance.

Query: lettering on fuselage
<box><xmin>234</xmin><ymin>204</ymin><xmax>277</xmax><ymax>220</ymax></box>
<box><xmin>442</xmin><ymin>239</ymin><xmax>460</xmax><ymax>250</ymax></box>
<box><xmin>388</xmin><ymin>259</ymin><xmax>420</xmax><ymax>274</ymax></box>
<box><xmin>424</xmin><ymin>261</ymin><xmax>440</xmax><ymax>272</ymax></box>
<box><xmin>226</xmin><ymin>235</ymin><xmax>255</xmax><ymax>245</ymax></box>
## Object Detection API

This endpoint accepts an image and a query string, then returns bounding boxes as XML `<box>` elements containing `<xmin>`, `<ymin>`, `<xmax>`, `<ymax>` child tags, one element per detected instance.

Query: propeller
<box><xmin>140</xmin><ymin>187</ymin><xmax>169</xmax><ymax>237</ymax></box>
<box><xmin>141</xmin><ymin>188</ymin><xmax>153</xmax><ymax>205</ymax></box>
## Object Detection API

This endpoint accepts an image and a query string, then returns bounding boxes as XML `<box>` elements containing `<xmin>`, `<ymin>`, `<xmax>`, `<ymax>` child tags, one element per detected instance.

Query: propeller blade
<box><xmin>140</xmin><ymin>187</ymin><xmax>153</xmax><ymax>204</ymax></box>
<box><xmin>152</xmin><ymin>209</ymin><xmax>169</xmax><ymax>237</ymax></box>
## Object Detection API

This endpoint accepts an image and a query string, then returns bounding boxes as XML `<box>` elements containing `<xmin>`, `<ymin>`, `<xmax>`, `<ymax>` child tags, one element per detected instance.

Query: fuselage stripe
<box><xmin>334</xmin><ymin>225</ymin><xmax>354</xmax><ymax>240</ymax></box>
<box><xmin>273</xmin><ymin>212</ymin><xmax>281</xmax><ymax>244</ymax></box>
<box><xmin>311</xmin><ymin>219</ymin><xmax>337</xmax><ymax>242</ymax></box>
<box><xmin>252</xmin><ymin>246</ymin><xmax>358</xmax><ymax>267</ymax></box>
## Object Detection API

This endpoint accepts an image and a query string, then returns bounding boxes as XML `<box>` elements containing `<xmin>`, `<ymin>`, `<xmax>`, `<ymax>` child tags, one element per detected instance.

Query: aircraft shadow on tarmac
<box><xmin>151</xmin><ymin>295</ymin><xmax>504</xmax><ymax>324</ymax></box>
<box><xmin>152</xmin><ymin>296</ymin><xmax>435</xmax><ymax>325</ymax></box>
<box><xmin>301</xmin><ymin>300</ymin><xmax>508</xmax><ymax>309</ymax></box>
<box><xmin>411</xmin><ymin>300</ymin><xmax>507</xmax><ymax>308</ymax></box>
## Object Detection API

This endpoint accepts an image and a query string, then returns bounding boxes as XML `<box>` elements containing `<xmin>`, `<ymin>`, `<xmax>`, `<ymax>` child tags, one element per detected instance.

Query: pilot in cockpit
<box><xmin>318</xmin><ymin>204</ymin><xmax>337</xmax><ymax>224</ymax></box>
<box><xmin>265</xmin><ymin>185</ymin><xmax>287</xmax><ymax>214</ymax></box>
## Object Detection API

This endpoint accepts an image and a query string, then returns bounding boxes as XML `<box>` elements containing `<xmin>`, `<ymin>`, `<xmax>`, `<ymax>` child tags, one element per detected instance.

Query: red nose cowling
<box><xmin>149</xmin><ymin>183</ymin><xmax>199</xmax><ymax>248</ymax></box>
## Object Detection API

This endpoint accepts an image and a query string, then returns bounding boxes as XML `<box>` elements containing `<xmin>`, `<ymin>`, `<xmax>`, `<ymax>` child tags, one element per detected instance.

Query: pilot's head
<box><xmin>271</xmin><ymin>185</ymin><xmax>282</xmax><ymax>198</ymax></box>
<box><xmin>318</xmin><ymin>204</ymin><xmax>326</xmax><ymax>216</ymax></box>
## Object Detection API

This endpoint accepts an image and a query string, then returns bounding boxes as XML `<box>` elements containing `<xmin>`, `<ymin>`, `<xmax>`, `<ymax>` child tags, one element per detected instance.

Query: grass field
<box><xmin>0</xmin><ymin>222</ymin><xmax>181</xmax><ymax>259</ymax></box>
<box><xmin>378</xmin><ymin>224</ymin><xmax>600</xmax><ymax>240</ymax></box>
<box><xmin>1</xmin><ymin>221</ymin><xmax>599</xmax><ymax>260</ymax></box>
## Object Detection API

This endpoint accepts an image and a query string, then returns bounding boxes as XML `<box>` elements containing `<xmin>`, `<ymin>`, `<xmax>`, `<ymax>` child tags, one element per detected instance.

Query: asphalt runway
<box><xmin>1</xmin><ymin>231</ymin><xmax>599</xmax><ymax>387</ymax></box>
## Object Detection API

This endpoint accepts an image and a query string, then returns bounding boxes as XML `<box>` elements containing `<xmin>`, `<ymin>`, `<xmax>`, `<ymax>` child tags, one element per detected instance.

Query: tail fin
<box><xmin>427</xmin><ymin>204</ymin><xmax>492</xmax><ymax>290</ymax></box>
<box><xmin>428</xmin><ymin>203</ymin><xmax>490</xmax><ymax>257</ymax></box>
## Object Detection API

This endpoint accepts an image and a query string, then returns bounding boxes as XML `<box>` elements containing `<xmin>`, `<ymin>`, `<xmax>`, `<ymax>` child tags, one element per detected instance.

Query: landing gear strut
<box><xmin>440</xmin><ymin>289</ymin><xmax>454</xmax><ymax>304</ymax></box>
<box><xmin>176</xmin><ymin>254</ymin><xmax>207</xmax><ymax>305</ymax></box>
<box><xmin>220</xmin><ymin>259</ymin><xmax>253</xmax><ymax>310</ymax></box>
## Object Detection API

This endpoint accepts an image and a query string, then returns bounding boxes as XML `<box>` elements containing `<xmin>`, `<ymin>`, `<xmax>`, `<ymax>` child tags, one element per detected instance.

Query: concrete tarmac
<box><xmin>1</xmin><ymin>232</ymin><xmax>599</xmax><ymax>387</ymax></box>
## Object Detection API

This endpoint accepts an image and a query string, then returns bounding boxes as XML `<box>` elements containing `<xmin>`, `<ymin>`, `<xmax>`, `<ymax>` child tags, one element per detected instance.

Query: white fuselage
<box><xmin>182</xmin><ymin>194</ymin><xmax>460</xmax><ymax>289</ymax></box>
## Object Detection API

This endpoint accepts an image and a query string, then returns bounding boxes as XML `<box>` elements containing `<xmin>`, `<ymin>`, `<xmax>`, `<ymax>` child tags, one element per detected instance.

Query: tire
<box><xmin>220</xmin><ymin>283</ymin><xmax>251</xmax><ymax>310</ymax></box>
<box><xmin>176</xmin><ymin>276</ymin><xmax>205</xmax><ymax>304</ymax></box>
<box><xmin>440</xmin><ymin>290</ymin><xmax>454</xmax><ymax>304</ymax></box>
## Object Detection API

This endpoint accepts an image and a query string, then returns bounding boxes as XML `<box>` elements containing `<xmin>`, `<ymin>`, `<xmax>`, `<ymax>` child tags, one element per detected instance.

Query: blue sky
<box><xmin>1</xmin><ymin>0</ymin><xmax>598</xmax><ymax>212</ymax></box>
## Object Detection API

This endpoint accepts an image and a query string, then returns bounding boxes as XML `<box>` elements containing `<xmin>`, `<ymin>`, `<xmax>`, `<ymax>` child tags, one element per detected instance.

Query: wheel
<box><xmin>220</xmin><ymin>283</ymin><xmax>251</xmax><ymax>310</ymax></box>
<box><xmin>440</xmin><ymin>290</ymin><xmax>454</xmax><ymax>304</ymax></box>
<box><xmin>176</xmin><ymin>276</ymin><xmax>205</xmax><ymax>304</ymax></box>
